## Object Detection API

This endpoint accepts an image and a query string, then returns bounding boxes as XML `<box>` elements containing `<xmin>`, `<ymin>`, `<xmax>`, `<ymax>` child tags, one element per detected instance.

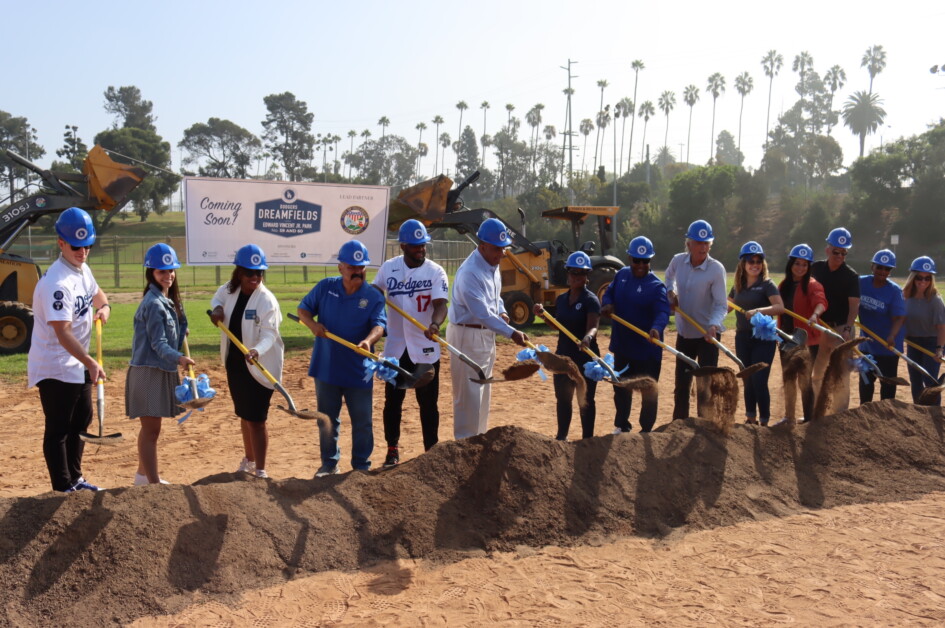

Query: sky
<box><xmin>4</xmin><ymin>0</ymin><xmax>944</xmax><ymax>180</ymax></box>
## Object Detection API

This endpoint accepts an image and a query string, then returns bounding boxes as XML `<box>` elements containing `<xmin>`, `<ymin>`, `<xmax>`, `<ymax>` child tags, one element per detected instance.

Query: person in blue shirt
<box><xmin>858</xmin><ymin>249</ymin><xmax>906</xmax><ymax>403</ymax></box>
<box><xmin>297</xmin><ymin>240</ymin><xmax>386</xmax><ymax>476</ymax></box>
<box><xmin>535</xmin><ymin>252</ymin><xmax>601</xmax><ymax>440</ymax></box>
<box><xmin>601</xmin><ymin>236</ymin><xmax>671</xmax><ymax>432</ymax></box>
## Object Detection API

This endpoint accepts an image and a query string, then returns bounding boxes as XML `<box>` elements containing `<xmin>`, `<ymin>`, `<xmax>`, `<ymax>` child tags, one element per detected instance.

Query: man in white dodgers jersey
<box><xmin>373</xmin><ymin>219</ymin><xmax>448</xmax><ymax>466</ymax></box>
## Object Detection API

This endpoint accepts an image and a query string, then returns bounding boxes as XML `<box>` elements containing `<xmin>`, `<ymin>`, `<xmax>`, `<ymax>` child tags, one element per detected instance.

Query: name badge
<box><xmin>244</xmin><ymin>309</ymin><xmax>256</xmax><ymax>320</ymax></box>
<box><xmin>422</xmin><ymin>346</ymin><xmax>435</xmax><ymax>355</ymax></box>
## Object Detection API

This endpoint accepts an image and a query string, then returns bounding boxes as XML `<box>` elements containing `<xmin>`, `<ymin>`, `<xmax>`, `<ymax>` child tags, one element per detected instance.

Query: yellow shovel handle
<box><xmin>385</xmin><ymin>298</ymin><xmax>448</xmax><ymax>348</ymax></box>
<box><xmin>211</xmin><ymin>318</ymin><xmax>279</xmax><ymax>386</ymax></box>
<box><xmin>536</xmin><ymin>308</ymin><xmax>599</xmax><ymax>362</ymax></box>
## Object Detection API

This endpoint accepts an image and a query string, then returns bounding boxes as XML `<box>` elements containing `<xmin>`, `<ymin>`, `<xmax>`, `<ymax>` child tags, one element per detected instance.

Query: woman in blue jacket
<box><xmin>126</xmin><ymin>243</ymin><xmax>194</xmax><ymax>485</ymax></box>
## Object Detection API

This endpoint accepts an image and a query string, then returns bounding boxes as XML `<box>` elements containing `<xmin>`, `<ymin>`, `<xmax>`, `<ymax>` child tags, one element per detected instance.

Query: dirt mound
<box><xmin>2</xmin><ymin>400</ymin><xmax>945</xmax><ymax>626</ymax></box>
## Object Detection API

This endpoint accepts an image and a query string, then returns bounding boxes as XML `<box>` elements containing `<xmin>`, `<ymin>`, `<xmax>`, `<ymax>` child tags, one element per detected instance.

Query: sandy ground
<box><xmin>4</xmin><ymin>330</ymin><xmax>945</xmax><ymax>625</ymax></box>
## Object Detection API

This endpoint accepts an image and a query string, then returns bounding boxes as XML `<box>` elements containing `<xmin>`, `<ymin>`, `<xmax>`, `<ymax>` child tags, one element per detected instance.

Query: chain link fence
<box><xmin>8</xmin><ymin>236</ymin><xmax>476</xmax><ymax>292</ymax></box>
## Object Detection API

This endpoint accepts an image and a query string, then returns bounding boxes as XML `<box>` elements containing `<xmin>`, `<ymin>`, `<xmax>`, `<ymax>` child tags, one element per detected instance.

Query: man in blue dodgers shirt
<box><xmin>601</xmin><ymin>235</ymin><xmax>671</xmax><ymax>433</ymax></box>
<box><xmin>448</xmin><ymin>218</ymin><xmax>529</xmax><ymax>439</ymax></box>
<box><xmin>373</xmin><ymin>219</ymin><xmax>449</xmax><ymax>466</ymax></box>
<box><xmin>298</xmin><ymin>240</ymin><xmax>386</xmax><ymax>477</ymax></box>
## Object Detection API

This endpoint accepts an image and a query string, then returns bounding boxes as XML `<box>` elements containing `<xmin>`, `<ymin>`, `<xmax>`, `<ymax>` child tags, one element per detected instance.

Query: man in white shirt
<box><xmin>373</xmin><ymin>220</ymin><xmax>449</xmax><ymax>465</ymax></box>
<box><xmin>27</xmin><ymin>208</ymin><xmax>110</xmax><ymax>493</ymax></box>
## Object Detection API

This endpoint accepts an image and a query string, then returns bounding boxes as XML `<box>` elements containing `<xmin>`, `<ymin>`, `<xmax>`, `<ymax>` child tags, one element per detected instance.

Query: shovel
<box><xmin>535</xmin><ymin>307</ymin><xmax>632</xmax><ymax>385</ymax></box>
<box><xmin>209</xmin><ymin>312</ymin><xmax>326</xmax><ymax>421</ymax></box>
<box><xmin>288</xmin><ymin>313</ymin><xmax>434</xmax><ymax>389</ymax></box>
<box><xmin>727</xmin><ymin>300</ymin><xmax>807</xmax><ymax>354</ymax></box>
<box><xmin>383</xmin><ymin>299</ymin><xmax>489</xmax><ymax>383</ymax></box>
<box><xmin>79</xmin><ymin>319</ymin><xmax>123</xmax><ymax>444</ymax></box>
<box><xmin>905</xmin><ymin>338</ymin><xmax>945</xmax><ymax>366</ymax></box>
<box><xmin>609</xmin><ymin>312</ymin><xmax>702</xmax><ymax>370</ymax></box>
<box><xmin>855</xmin><ymin>321</ymin><xmax>938</xmax><ymax>386</ymax></box>
<box><xmin>673</xmin><ymin>306</ymin><xmax>768</xmax><ymax>378</ymax></box>
<box><xmin>178</xmin><ymin>337</ymin><xmax>215</xmax><ymax>410</ymax></box>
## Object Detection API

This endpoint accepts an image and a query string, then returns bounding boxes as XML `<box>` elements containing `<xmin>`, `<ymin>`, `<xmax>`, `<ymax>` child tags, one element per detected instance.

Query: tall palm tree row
<box><xmin>706</xmin><ymin>73</ymin><xmax>726</xmax><ymax>159</ymax></box>
<box><xmin>761</xmin><ymin>49</ymin><xmax>784</xmax><ymax>150</ymax></box>
<box><xmin>734</xmin><ymin>71</ymin><xmax>754</xmax><ymax>151</ymax></box>
<box><xmin>683</xmin><ymin>85</ymin><xmax>699</xmax><ymax>164</ymax></box>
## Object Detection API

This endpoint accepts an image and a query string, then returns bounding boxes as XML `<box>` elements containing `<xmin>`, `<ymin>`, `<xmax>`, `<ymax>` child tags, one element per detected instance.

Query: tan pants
<box><xmin>447</xmin><ymin>324</ymin><xmax>496</xmax><ymax>439</ymax></box>
<box><xmin>811</xmin><ymin>333</ymin><xmax>851</xmax><ymax>413</ymax></box>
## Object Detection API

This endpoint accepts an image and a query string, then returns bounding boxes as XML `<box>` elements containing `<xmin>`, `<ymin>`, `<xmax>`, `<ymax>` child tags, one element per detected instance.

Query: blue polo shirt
<box><xmin>299</xmin><ymin>277</ymin><xmax>387</xmax><ymax>388</ymax></box>
<box><xmin>858</xmin><ymin>275</ymin><xmax>905</xmax><ymax>357</ymax></box>
<box><xmin>552</xmin><ymin>288</ymin><xmax>600</xmax><ymax>363</ymax></box>
<box><xmin>602</xmin><ymin>268</ymin><xmax>671</xmax><ymax>361</ymax></box>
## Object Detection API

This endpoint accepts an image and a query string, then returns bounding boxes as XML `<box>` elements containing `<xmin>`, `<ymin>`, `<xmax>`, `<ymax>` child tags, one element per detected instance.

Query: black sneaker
<box><xmin>383</xmin><ymin>446</ymin><xmax>400</xmax><ymax>467</ymax></box>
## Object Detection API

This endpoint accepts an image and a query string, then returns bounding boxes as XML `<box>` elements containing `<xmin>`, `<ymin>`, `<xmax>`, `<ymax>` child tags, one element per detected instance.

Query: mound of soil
<box><xmin>2</xmin><ymin>400</ymin><xmax>944</xmax><ymax>626</ymax></box>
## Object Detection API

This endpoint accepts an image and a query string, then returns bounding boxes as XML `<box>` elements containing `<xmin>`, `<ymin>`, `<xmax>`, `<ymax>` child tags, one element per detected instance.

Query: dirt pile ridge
<box><xmin>2</xmin><ymin>400</ymin><xmax>945</xmax><ymax>626</ymax></box>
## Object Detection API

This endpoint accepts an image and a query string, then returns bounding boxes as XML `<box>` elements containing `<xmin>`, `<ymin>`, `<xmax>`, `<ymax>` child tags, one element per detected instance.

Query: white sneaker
<box><xmin>254</xmin><ymin>469</ymin><xmax>269</xmax><ymax>479</ymax></box>
<box><xmin>237</xmin><ymin>457</ymin><xmax>256</xmax><ymax>474</ymax></box>
<box><xmin>134</xmin><ymin>473</ymin><xmax>169</xmax><ymax>485</ymax></box>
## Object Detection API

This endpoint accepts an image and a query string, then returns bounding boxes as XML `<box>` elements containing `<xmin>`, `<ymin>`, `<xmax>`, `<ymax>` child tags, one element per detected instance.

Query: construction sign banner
<box><xmin>183</xmin><ymin>177</ymin><xmax>389</xmax><ymax>267</ymax></box>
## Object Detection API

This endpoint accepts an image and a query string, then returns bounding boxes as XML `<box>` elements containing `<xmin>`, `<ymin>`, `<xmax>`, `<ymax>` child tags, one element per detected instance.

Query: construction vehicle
<box><xmin>0</xmin><ymin>146</ymin><xmax>145</xmax><ymax>354</ymax></box>
<box><xmin>388</xmin><ymin>172</ymin><xmax>624</xmax><ymax>328</ymax></box>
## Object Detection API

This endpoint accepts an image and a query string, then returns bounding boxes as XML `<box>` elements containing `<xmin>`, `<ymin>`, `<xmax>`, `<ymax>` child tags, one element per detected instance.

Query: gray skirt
<box><xmin>125</xmin><ymin>366</ymin><xmax>182</xmax><ymax>419</ymax></box>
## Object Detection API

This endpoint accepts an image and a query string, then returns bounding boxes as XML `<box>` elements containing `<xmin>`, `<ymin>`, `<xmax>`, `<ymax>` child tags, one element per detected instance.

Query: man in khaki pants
<box><xmin>810</xmin><ymin>227</ymin><xmax>860</xmax><ymax>412</ymax></box>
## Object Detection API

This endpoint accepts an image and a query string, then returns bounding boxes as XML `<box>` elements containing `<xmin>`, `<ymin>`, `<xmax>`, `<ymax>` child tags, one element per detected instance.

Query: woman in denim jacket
<box><xmin>126</xmin><ymin>243</ymin><xmax>194</xmax><ymax>485</ymax></box>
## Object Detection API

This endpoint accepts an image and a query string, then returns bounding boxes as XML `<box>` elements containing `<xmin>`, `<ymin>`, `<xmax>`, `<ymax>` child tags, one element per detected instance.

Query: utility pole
<box><xmin>560</xmin><ymin>59</ymin><xmax>578</xmax><ymax>202</ymax></box>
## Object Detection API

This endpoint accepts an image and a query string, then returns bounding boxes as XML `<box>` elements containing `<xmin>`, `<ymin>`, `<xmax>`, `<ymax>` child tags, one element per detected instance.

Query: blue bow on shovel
<box><xmin>176</xmin><ymin>374</ymin><xmax>216</xmax><ymax>423</ymax></box>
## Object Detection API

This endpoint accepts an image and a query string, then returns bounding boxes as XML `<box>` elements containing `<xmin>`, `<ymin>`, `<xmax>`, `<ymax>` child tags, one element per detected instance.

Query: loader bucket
<box><xmin>388</xmin><ymin>175</ymin><xmax>453</xmax><ymax>233</ymax></box>
<box><xmin>83</xmin><ymin>146</ymin><xmax>147</xmax><ymax>211</ymax></box>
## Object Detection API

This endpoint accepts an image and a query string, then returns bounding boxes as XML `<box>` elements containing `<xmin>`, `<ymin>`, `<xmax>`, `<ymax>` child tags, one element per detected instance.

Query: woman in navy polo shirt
<box><xmin>535</xmin><ymin>252</ymin><xmax>600</xmax><ymax>440</ymax></box>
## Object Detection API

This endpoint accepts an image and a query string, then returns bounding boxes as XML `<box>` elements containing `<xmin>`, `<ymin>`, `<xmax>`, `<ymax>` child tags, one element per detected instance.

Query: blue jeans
<box><xmin>907</xmin><ymin>336</ymin><xmax>942</xmax><ymax>405</ymax></box>
<box><xmin>315</xmin><ymin>380</ymin><xmax>374</xmax><ymax>470</ymax></box>
<box><xmin>735</xmin><ymin>332</ymin><xmax>777</xmax><ymax>423</ymax></box>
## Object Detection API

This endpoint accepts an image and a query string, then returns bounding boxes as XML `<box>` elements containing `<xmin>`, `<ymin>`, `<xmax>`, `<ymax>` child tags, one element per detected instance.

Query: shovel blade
<box><xmin>396</xmin><ymin>363</ymin><xmax>436</xmax><ymax>389</ymax></box>
<box><xmin>179</xmin><ymin>397</ymin><xmax>215</xmax><ymax>410</ymax></box>
<box><xmin>79</xmin><ymin>432</ymin><xmax>124</xmax><ymax>444</ymax></box>
<box><xmin>737</xmin><ymin>362</ymin><xmax>769</xmax><ymax>379</ymax></box>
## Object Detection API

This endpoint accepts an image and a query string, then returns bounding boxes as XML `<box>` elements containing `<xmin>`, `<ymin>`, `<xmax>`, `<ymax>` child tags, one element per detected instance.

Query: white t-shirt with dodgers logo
<box><xmin>27</xmin><ymin>257</ymin><xmax>99</xmax><ymax>387</ymax></box>
<box><xmin>374</xmin><ymin>256</ymin><xmax>449</xmax><ymax>364</ymax></box>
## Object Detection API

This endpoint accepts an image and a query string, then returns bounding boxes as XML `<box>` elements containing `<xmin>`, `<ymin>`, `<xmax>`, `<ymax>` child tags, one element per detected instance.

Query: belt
<box><xmin>456</xmin><ymin>323</ymin><xmax>485</xmax><ymax>329</ymax></box>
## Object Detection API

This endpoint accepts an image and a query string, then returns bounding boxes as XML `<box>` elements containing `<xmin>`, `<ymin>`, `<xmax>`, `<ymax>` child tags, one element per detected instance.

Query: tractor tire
<box><xmin>503</xmin><ymin>291</ymin><xmax>535</xmax><ymax>329</ymax></box>
<box><xmin>588</xmin><ymin>265</ymin><xmax>617</xmax><ymax>302</ymax></box>
<box><xmin>0</xmin><ymin>301</ymin><xmax>33</xmax><ymax>355</ymax></box>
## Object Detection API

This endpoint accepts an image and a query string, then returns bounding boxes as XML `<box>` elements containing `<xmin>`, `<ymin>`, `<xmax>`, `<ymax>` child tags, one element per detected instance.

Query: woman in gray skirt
<box><xmin>126</xmin><ymin>243</ymin><xmax>194</xmax><ymax>485</ymax></box>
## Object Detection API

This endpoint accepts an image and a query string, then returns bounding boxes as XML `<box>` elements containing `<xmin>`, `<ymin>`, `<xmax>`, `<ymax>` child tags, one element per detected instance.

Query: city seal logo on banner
<box><xmin>254</xmin><ymin>188</ymin><xmax>322</xmax><ymax>238</ymax></box>
<box><xmin>340</xmin><ymin>206</ymin><xmax>369</xmax><ymax>234</ymax></box>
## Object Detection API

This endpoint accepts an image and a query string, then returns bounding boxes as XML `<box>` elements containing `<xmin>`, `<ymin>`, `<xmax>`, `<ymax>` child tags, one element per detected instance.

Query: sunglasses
<box><xmin>915</xmin><ymin>275</ymin><xmax>933</xmax><ymax>282</ymax></box>
<box><xmin>242</xmin><ymin>269</ymin><xmax>264</xmax><ymax>277</ymax></box>
<box><xmin>70</xmin><ymin>244</ymin><xmax>92</xmax><ymax>252</ymax></box>
<box><xmin>831</xmin><ymin>249</ymin><xmax>848</xmax><ymax>257</ymax></box>
<box><xmin>874</xmin><ymin>265</ymin><xmax>892</xmax><ymax>272</ymax></box>
<box><xmin>630</xmin><ymin>257</ymin><xmax>651</xmax><ymax>265</ymax></box>
<box><xmin>568</xmin><ymin>270</ymin><xmax>589</xmax><ymax>276</ymax></box>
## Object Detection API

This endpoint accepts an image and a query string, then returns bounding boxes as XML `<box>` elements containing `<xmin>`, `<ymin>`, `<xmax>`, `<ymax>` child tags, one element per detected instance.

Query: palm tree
<box><xmin>596</xmin><ymin>105</ymin><xmax>611</xmax><ymax>178</ymax></box>
<box><xmin>431</xmin><ymin>115</ymin><xmax>444</xmax><ymax>174</ymax></box>
<box><xmin>617</xmin><ymin>96</ymin><xmax>633</xmax><ymax>174</ymax></box>
<box><xmin>579</xmin><ymin>118</ymin><xmax>594</xmax><ymax>173</ymax></box>
<box><xmin>761</xmin><ymin>50</ymin><xmax>784</xmax><ymax>150</ymax></box>
<box><xmin>377</xmin><ymin>116</ymin><xmax>390</xmax><ymax>140</ymax></box>
<box><xmin>593</xmin><ymin>79</ymin><xmax>608</xmax><ymax>172</ymax></box>
<box><xmin>455</xmin><ymin>101</ymin><xmax>468</xmax><ymax>168</ymax></box>
<box><xmin>842</xmin><ymin>90</ymin><xmax>886</xmax><ymax>158</ymax></box>
<box><xmin>734</xmin><ymin>72</ymin><xmax>754</xmax><ymax>151</ymax></box>
<box><xmin>505</xmin><ymin>103</ymin><xmax>515</xmax><ymax>129</ymax></box>
<box><xmin>480</xmin><ymin>101</ymin><xmax>490</xmax><ymax>169</ymax></box>
<box><xmin>657</xmin><ymin>91</ymin><xmax>676</xmax><ymax>151</ymax></box>
<box><xmin>627</xmin><ymin>59</ymin><xmax>644</xmax><ymax>172</ymax></box>
<box><xmin>439</xmin><ymin>132</ymin><xmax>451</xmax><ymax>173</ymax></box>
<box><xmin>560</xmin><ymin>87</ymin><xmax>575</xmax><ymax>184</ymax></box>
<box><xmin>824</xmin><ymin>65</ymin><xmax>847</xmax><ymax>135</ymax></box>
<box><xmin>526</xmin><ymin>103</ymin><xmax>544</xmax><ymax>172</ymax></box>
<box><xmin>706</xmin><ymin>73</ymin><xmax>726</xmax><ymax>158</ymax></box>
<box><xmin>415</xmin><ymin>122</ymin><xmax>427</xmax><ymax>175</ymax></box>
<box><xmin>543</xmin><ymin>124</ymin><xmax>556</xmax><ymax>142</ymax></box>
<box><xmin>792</xmin><ymin>51</ymin><xmax>814</xmax><ymax>135</ymax></box>
<box><xmin>638</xmin><ymin>100</ymin><xmax>655</xmax><ymax>162</ymax></box>
<box><xmin>683</xmin><ymin>85</ymin><xmax>699</xmax><ymax>164</ymax></box>
<box><xmin>861</xmin><ymin>45</ymin><xmax>887</xmax><ymax>95</ymax></box>
<box><xmin>346</xmin><ymin>130</ymin><xmax>356</xmax><ymax>178</ymax></box>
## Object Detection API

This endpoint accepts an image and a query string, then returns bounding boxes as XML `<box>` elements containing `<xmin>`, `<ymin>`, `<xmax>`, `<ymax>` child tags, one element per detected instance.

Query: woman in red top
<box><xmin>777</xmin><ymin>244</ymin><xmax>828</xmax><ymax>423</ymax></box>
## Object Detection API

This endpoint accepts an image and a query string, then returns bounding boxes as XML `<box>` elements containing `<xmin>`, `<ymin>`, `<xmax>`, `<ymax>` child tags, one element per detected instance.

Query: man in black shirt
<box><xmin>810</xmin><ymin>227</ymin><xmax>860</xmax><ymax>412</ymax></box>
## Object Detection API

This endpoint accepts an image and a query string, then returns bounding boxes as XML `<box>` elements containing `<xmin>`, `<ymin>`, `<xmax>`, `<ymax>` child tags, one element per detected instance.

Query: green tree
<box><xmin>823</xmin><ymin>65</ymin><xmax>847</xmax><ymax>135</ymax></box>
<box><xmin>431</xmin><ymin>115</ymin><xmax>444</xmax><ymax>174</ymax></box>
<box><xmin>792</xmin><ymin>51</ymin><xmax>814</xmax><ymax>136</ymax></box>
<box><xmin>638</xmin><ymin>101</ymin><xmax>656</xmax><ymax>162</ymax></box>
<box><xmin>345</xmin><ymin>130</ymin><xmax>357</xmax><ymax>178</ymax></box>
<box><xmin>415</xmin><ymin>121</ymin><xmax>427</xmax><ymax>176</ymax></box>
<box><xmin>0</xmin><ymin>111</ymin><xmax>45</xmax><ymax>201</ymax></box>
<box><xmin>525</xmin><ymin>103</ymin><xmax>544</xmax><ymax>173</ymax></box>
<box><xmin>103</xmin><ymin>85</ymin><xmax>156</xmax><ymax>131</ymax></box>
<box><xmin>480</xmin><ymin>101</ymin><xmax>490</xmax><ymax>170</ymax></box>
<box><xmin>706</xmin><ymin>73</ymin><xmax>726</xmax><ymax>160</ymax></box>
<box><xmin>596</xmin><ymin>105</ymin><xmax>612</xmax><ymax>181</ymax></box>
<box><xmin>627</xmin><ymin>60</ymin><xmax>644</xmax><ymax>173</ymax></box>
<box><xmin>616</xmin><ymin>96</ymin><xmax>633</xmax><ymax>174</ymax></box>
<box><xmin>579</xmin><ymin>118</ymin><xmax>594</xmax><ymax>173</ymax></box>
<box><xmin>734</xmin><ymin>71</ymin><xmax>754</xmax><ymax>151</ymax></box>
<box><xmin>54</xmin><ymin>125</ymin><xmax>88</xmax><ymax>172</ymax></box>
<box><xmin>439</xmin><ymin>132</ymin><xmax>451</xmax><ymax>175</ymax></box>
<box><xmin>842</xmin><ymin>90</ymin><xmax>887</xmax><ymax>158</ymax></box>
<box><xmin>377</xmin><ymin>116</ymin><xmax>390</xmax><ymax>140</ymax></box>
<box><xmin>658</xmin><ymin>90</ymin><xmax>676</xmax><ymax>151</ymax></box>
<box><xmin>261</xmin><ymin>92</ymin><xmax>314</xmax><ymax>182</ymax></box>
<box><xmin>455</xmin><ymin>126</ymin><xmax>481</xmax><ymax>177</ymax></box>
<box><xmin>455</xmin><ymin>101</ymin><xmax>468</xmax><ymax>169</ymax></box>
<box><xmin>179</xmin><ymin>117</ymin><xmax>261</xmax><ymax>179</ymax></box>
<box><xmin>683</xmin><ymin>85</ymin><xmax>699</xmax><ymax>164</ymax></box>
<box><xmin>347</xmin><ymin>134</ymin><xmax>417</xmax><ymax>187</ymax></box>
<box><xmin>761</xmin><ymin>50</ymin><xmax>784</xmax><ymax>150</ymax></box>
<box><xmin>800</xmin><ymin>134</ymin><xmax>843</xmax><ymax>183</ymax></box>
<box><xmin>715</xmin><ymin>130</ymin><xmax>744</xmax><ymax>167</ymax></box>
<box><xmin>861</xmin><ymin>44</ymin><xmax>887</xmax><ymax>95</ymax></box>
<box><xmin>95</xmin><ymin>126</ymin><xmax>178</xmax><ymax>222</ymax></box>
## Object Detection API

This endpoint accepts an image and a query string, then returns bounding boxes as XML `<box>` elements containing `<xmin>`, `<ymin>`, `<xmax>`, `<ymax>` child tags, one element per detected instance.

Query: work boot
<box><xmin>383</xmin><ymin>446</ymin><xmax>400</xmax><ymax>467</ymax></box>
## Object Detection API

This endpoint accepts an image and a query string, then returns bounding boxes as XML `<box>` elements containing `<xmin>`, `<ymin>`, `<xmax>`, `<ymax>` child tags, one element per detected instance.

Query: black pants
<box><xmin>613</xmin><ymin>353</ymin><xmax>662</xmax><ymax>432</ymax></box>
<box><xmin>859</xmin><ymin>353</ymin><xmax>899</xmax><ymax>403</ymax></box>
<box><xmin>553</xmin><ymin>370</ymin><xmax>598</xmax><ymax>440</ymax></box>
<box><xmin>383</xmin><ymin>350</ymin><xmax>440</xmax><ymax>451</ymax></box>
<box><xmin>673</xmin><ymin>335</ymin><xmax>720</xmax><ymax>419</ymax></box>
<box><xmin>735</xmin><ymin>333</ymin><xmax>777</xmax><ymax>423</ymax></box>
<box><xmin>38</xmin><ymin>374</ymin><xmax>93</xmax><ymax>492</ymax></box>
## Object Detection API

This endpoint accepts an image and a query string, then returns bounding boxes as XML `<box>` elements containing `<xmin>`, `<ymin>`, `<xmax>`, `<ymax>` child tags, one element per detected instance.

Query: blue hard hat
<box><xmin>789</xmin><ymin>244</ymin><xmax>815</xmax><ymax>262</ymax></box>
<box><xmin>739</xmin><ymin>241</ymin><xmax>764</xmax><ymax>258</ymax></box>
<box><xmin>338</xmin><ymin>240</ymin><xmax>371</xmax><ymax>265</ymax></box>
<box><xmin>871</xmin><ymin>249</ymin><xmax>896</xmax><ymax>268</ymax></box>
<box><xmin>398</xmin><ymin>219</ymin><xmax>431</xmax><ymax>245</ymax></box>
<box><xmin>911</xmin><ymin>256</ymin><xmax>937</xmax><ymax>274</ymax></box>
<box><xmin>477</xmin><ymin>218</ymin><xmax>512</xmax><ymax>248</ymax></box>
<box><xmin>55</xmin><ymin>207</ymin><xmax>96</xmax><ymax>247</ymax></box>
<box><xmin>826</xmin><ymin>227</ymin><xmax>852</xmax><ymax>249</ymax></box>
<box><xmin>143</xmin><ymin>243</ymin><xmax>181</xmax><ymax>270</ymax></box>
<box><xmin>685</xmin><ymin>219</ymin><xmax>714</xmax><ymax>242</ymax></box>
<box><xmin>234</xmin><ymin>244</ymin><xmax>268</xmax><ymax>270</ymax></box>
<box><xmin>627</xmin><ymin>235</ymin><xmax>655</xmax><ymax>259</ymax></box>
<box><xmin>565</xmin><ymin>251</ymin><xmax>593</xmax><ymax>270</ymax></box>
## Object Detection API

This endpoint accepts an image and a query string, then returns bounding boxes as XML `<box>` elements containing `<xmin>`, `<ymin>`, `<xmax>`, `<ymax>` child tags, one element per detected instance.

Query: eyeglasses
<box><xmin>831</xmin><ymin>249</ymin><xmax>848</xmax><ymax>257</ymax></box>
<box><xmin>874</xmin><ymin>265</ymin><xmax>892</xmax><ymax>272</ymax></box>
<box><xmin>242</xmin><ymin>269</ymin><xmax>264</xmax><ymax>277</ymax></box>
<box><xmin>70</xmin><ymin>244</ymin><xmax>92</xmax><ymax>252</ymax></box>
<box><xmin>746</xmin><ymin>257</ymin><xmax>764</xmax><ymax>265</ymax></box>
<box><xmin>630</xmin><ymin>257</ymin><xmax>650</xmax><ymax>265</ymax></box>
<box><xmin>915</xmin><ymin>275</ymin><xmax>933</xmax><ymax>282</ymax></box>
